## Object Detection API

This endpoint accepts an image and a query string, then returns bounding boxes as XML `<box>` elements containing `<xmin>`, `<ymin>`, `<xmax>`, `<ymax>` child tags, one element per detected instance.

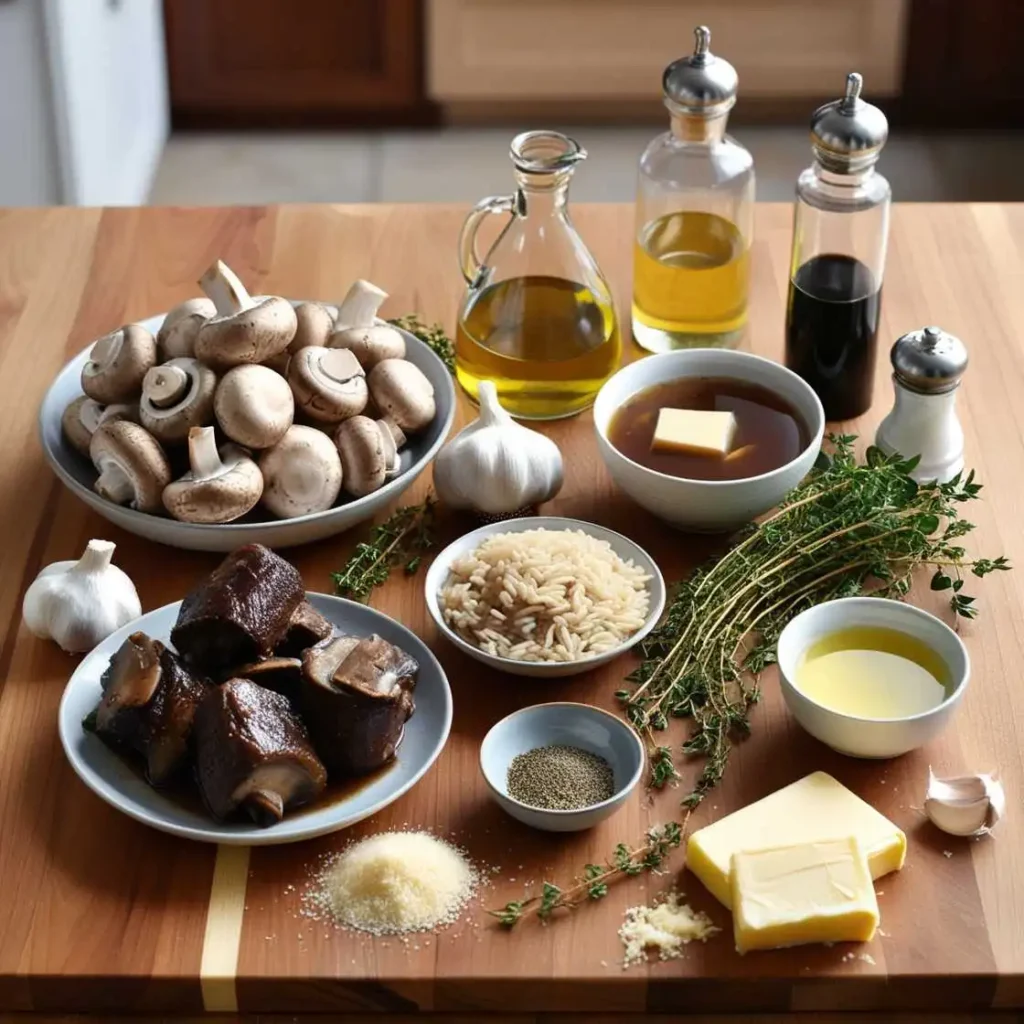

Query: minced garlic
<box><xmin>618</xmin><ymin>892</ymin><xmax>719</xmax><ymax>968</ymax></box>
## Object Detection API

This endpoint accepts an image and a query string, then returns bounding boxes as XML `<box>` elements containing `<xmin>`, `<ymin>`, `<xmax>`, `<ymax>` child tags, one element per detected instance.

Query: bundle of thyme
<box><xmin>490</xmin><ymin>822</ymin><xmax>682</xmax><ymax>926</ymax></box>
<box><xmin>621</xmin><ymin>436</ymin><xmax>1009</xmax><ymax>808</ymax></box>
<box><xmin>331</xmin><ymin>497</ymin><xmax>437</xmax><ymax>601</ymax></box>
<box><xmin>388</xmin><ymin>314</ymin><xmax>455</xmax><ymax>374</ymax></box>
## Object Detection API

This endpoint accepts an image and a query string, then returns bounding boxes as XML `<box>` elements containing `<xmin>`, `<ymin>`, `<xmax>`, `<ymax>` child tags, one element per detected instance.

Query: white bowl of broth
<box><xmin>776</xmin><ymin>597</ymin><xmax>970</xmax><ymax>759</ymax></box>
<box><xmin>593</xmin><ymin>350</ymin><xmax>824</xmax><ymax>531</ymax></box>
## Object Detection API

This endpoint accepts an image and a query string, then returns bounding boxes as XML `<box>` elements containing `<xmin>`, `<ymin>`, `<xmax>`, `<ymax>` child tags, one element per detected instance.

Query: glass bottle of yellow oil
<box><xmin>633</xmin><ymin>26</ymin><xmax>754</xmax><ymax>352</ymax></box>
<box><xmin>455</xmin><ymin>131</ymin><xmax>621</xmax><ymax>420</ymax></box>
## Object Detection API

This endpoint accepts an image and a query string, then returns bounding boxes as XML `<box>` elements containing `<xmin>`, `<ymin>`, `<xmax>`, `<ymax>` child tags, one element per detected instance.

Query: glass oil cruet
<box><xmin>632</xmin><ymin>26</ymin><xmax>754</xmax><ymax>352</ymax></box>
<box><xmin>455</xmin><ymin>130</ymin><xmax>621</xmax><ymax>420</ymax></box>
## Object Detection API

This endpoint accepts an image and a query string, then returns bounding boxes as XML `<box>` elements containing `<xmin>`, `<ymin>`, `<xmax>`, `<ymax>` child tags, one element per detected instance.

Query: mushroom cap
<box><xmin>259</xmin><ymin>425</ymin><xmax>342</xmax><ymax>518</ymax></box>
<box><xmin>214</xmin><ymin>364</ymin><xmax>294</xmax><ymax>449</ymax></box>
<box><xmin>329</xmin><ymin>322</ymin><xmax>406</xmax><ymax>369</ymax></box>
<box><xmin>81</xmin><ymin>324</ymin><xmax>158</xmax><ymax>404</ymax></box>
<box><xmin>62</xmin><ymin>397</ymin><xmax>137</xmax><ymax>455</ymax></box>
<box><xmin>290</xmin><ymin>302</ymin><xmax>336</xmax><ymax>354</ymax></box>
<box><xmin>287</xmin><ymin>346</ymin><xmax>368</xmax><ymax>424</ymax></box>
<box><xmin>89</xmin><ymin>420</ymin><xmax>172</xmax><ymax>514</ymax></box>
<box><xmin>139</xmin><ymin>357</ymin><xmax>217</xmax><ymax>444</ymax></box>
<box><xmin>162</xmin><ymin>428</ymin><xmax>264</xmax><ymax>524</ymax></box>
<box><xmin>367</xmin><ymin>358</ymin><xmax>436</xmax><ymax>433</ymax></box>
<box><xmin>194</xmin><ymin>296</ymin><xmax>298</xmax><ymax>370</ymax></box>
<box><xmin>334</xmin><ymin>415</ymin><xmax>394</xmax><ymax>498</ymax></box>
<box><xmin>157</xmin><ymin>298</ymin><xmax>216</xmax><ymax>360</ymax></box>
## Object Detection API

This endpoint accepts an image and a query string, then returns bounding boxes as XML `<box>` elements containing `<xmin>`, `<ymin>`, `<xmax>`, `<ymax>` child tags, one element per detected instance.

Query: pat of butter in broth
<box><xmin>651</xmin><ymin>408</ymin><xmax>737</xmax><ymax>456</ymax></box>
<box><xmin>731</xmin><ymin>837</ymin><xmax>879</xmax><ymax>954</ymax></box>
<box><xmin>687</xmin><ymin>772</ymin><xmax>905</xmax><ymax>908</ymax></box>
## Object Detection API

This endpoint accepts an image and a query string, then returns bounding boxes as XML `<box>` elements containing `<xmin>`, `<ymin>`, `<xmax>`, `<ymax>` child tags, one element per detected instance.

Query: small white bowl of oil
<box><xmin>776</xmin><ymin>597</ymin><xmax>970</xmax><ymax>759</ymax></box>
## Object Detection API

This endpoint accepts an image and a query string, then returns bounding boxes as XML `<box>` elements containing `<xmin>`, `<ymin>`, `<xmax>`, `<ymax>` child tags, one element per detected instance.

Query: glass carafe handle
<box><xmin>458</xmin><ymin>192</ymin><xmax>523</xmax><ymax>285</ymax></box>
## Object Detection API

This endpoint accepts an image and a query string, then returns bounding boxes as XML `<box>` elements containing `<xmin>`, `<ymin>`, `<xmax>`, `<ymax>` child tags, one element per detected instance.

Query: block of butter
<box><xmin>652</xmin><ymin>408</ymin><xmax>737</xmax><ymax>456</ymax></box>
<box><xmin>732</xmin><ymin>837</ymin><xmax>880</xmax><ymax>954</ymax></box>
<box><xmin>687</xmin><ymin>771</ymin><xmax>906</xmax><ymax>907</ymax></box>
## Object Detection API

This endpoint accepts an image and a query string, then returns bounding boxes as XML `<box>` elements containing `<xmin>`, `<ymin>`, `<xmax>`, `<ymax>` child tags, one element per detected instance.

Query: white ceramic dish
<box><xmin>58</xmin><ymin>592</ymin><xmax>452</xmax><ymax>844</ymax></box>
<box><xmin>479</xmin><ymin>702</ymin><xmax>645</xmax><ymax>832</ymax></box>
<box><xmin>593</xmin><ymin>349</ymin><xmax>826</xmax><ymax>532</ymax></box>
<box><xmin>38</xmin><ymin>310</ymin><xmax>456</xmax><ymax>551</ymax></box>
<box><xmin>424</xmin><ymin>516</ymin><xmax>666</xmax><ymax>679</ymax></box>
<box><xmin>776</xmin><ymin>597</ymin><xmax>970</xmax><ymax>759</ymax></box>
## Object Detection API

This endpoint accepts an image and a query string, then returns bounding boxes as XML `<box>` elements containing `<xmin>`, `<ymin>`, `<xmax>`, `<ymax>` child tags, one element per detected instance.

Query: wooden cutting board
<box><xmin>0</xmin><ymin>203</ymin><xmax>1021</xmax><ymax>1016</ymax></box>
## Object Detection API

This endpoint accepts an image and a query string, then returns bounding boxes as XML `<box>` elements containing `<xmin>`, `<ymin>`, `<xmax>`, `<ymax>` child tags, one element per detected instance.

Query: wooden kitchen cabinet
<box><xmin>164</xmin><ymin>0</ymin><xmax>431</xmax><ymax>126</ymax></box>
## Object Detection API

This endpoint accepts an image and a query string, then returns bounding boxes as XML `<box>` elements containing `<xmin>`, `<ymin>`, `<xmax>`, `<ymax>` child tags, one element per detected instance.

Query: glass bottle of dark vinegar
<box><xmin>785</xmin><ymin>73</ymin><xmax>890</xmax><ymax>421</ymax></box>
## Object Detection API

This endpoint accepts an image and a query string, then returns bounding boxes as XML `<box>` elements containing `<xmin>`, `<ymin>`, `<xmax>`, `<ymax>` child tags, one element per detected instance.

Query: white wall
<box><xmin>0</xmin><ymin>0</ymin><xmax>62</xmax><ymax>205</ymax></box>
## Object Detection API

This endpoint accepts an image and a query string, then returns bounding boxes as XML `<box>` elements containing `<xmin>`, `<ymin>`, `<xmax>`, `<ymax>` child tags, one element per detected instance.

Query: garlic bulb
<box><xmin>924</xmin><ymin>768</ymin><xmax>1005</xmax><ymax>837</ymax></box>
<box><xmin>22</xmin><ymin>540</ymin><xmax>141</xmax><ymax>653</ymax></box>
<box><xmin>433</xmin><ymin>380</ymin><xmax>563</xmax><ymax>516</ymax></box>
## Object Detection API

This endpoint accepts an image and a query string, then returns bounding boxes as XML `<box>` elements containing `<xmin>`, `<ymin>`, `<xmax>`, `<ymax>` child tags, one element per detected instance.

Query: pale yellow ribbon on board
<box><xmin>200</xmin><ymin>844</ymin><xmax>251</xmax><ymax>1012</ymax></box>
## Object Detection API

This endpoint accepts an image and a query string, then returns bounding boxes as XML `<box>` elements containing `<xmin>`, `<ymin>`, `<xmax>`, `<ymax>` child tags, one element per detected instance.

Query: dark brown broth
<box><xmin>608</xmin><ymin>376</ymin><xmax>808</xmax><ymax>481</ymax></box>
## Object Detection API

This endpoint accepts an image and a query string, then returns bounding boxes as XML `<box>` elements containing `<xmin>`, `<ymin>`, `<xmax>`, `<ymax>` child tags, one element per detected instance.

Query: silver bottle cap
<box><xmin>891</xmin><ymin>326</ymin><xmax>968</xmax><ymax>394</ymax></box>
<box><xmin>662</xmin><ymin>26</ymin><xmax>738</xmax><ymax>115</ymax></box>
<box><xmin>810</xmin><ymin>73</ymin><xmax>888</xmax><ymax>173</ymax></box>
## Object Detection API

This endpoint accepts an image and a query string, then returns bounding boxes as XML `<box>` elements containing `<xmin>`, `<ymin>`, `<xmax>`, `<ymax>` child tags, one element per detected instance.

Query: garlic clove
<box><xmin>924</xmin><ymin>768</ymin><xmax>1005</xmax><ymax>837</ymax></box>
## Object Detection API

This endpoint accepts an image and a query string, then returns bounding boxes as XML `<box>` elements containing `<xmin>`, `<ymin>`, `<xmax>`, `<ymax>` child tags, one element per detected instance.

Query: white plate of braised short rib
<box><xmin>58</xmin><ymin>547</ymin><xmax>453</xmax><ymax>845</ymax></box>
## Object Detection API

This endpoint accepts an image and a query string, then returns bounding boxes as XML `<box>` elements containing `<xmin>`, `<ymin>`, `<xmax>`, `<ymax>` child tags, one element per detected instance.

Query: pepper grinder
<box><xmin>875</xmin><ymin>326</ymin><xmax>968</xmax><ymax>483</ymax></box>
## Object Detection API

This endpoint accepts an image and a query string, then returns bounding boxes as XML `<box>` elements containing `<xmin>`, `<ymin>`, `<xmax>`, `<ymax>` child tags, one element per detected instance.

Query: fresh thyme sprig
<box><xmin>620</xmin><ymin>436</ymin><xmax>1010</xmax><ymax>810</ymax></box>
<box><xmin>389</xmin><ymin>315</ymin><xmax>455</xmax><ymax>374</ymax></box>
<box><xmin>331</xmin><ymin>497</ymin><xmax>437</xmax><ymax>602</ymax></box>
<box><xmin>490</xmin><ymin>822</ymin><xmax>682</xmax><ymax>926</ymax></box>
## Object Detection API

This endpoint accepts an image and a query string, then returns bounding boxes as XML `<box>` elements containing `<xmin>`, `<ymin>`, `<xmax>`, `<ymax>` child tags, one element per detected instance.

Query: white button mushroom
<box><xmin>328</xmin><ymin>279</ymin><xmax>406</xmax><ymax>369</ymax></box>
<box><xmin>214</xmin><ymin>363</ymin><xmax>294</xmax><ymax>449</ymax></box>
<box><xmin>89</xmin><ymin>420</ymin><xmax>172</xmax><ymax>514</ymax></box>
<box><xmin>157</xmin><ymin>297</ymin><xmax>216</xmax><ymax>360</ymax></box>
<box><xmin>61</xmin><ymin>396</ymin><xmax>136</xmax><ymax>456</ymax></box>
<box><xmin>259</xmin><ymin>425</ymin><xmax>342</xmax><ymax>518</ymax></box>
<box><xmin>194</xmin><ymin>259</ymin><xmax>298</xmax><ymax>370</ymax></box>
<box><xmin>80</xmin><ymin>324</ymin><xmax>158</xmax><ymax>404</ymax></box>
<box><xmin>368</xmin><ymin>358</ymin><xmax>436</xmax><ymax>433</ymax></box>
<box><xmin>335</xmin><ymin>416</ymin><xmax>404</xmax><ymax>498</ymax></box>
<box><xmin>287</xmin><ymin>346</ymin><xmax>368</xmax><ymax>424</ymax></box>
<box><xmin>292</xmin><ymin>301</ymin><xmax>336</xmax><ymax>351</ymax></box>
<box><xmin>139</xmin><ymin>357</ymin><xmax>217</xmax><ymax>444</ymax></box>
<box><xmin>162</xmin><ymin>426</ymin><xmax>264</xmax><ymax>524</ymax></box>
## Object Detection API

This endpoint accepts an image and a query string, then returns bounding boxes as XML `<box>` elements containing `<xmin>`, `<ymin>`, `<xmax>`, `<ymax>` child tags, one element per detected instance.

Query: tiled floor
<box><xmin>149</xmin><ymin>126</ymin><xmax>1024</xmax><ymax>206</ymax></box>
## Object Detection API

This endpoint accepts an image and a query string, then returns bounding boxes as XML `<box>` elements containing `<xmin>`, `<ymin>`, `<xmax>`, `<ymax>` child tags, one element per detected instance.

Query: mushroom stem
<box><xmin>71</xmin><ymin>539</ymin><xmax>116</xmax><ymax>575</ymax></box>
<box><xmin>89</xmin><ymin>330</ymin><xmax>125</xmax><ymax>370</ymax></box>
<box><xmin>335</xmin><ymin>279</ymin><xmax>387</xmax><ymax>328</ymax></box>
<box><xmin>78</xmin><ymin>398</ymin><xmax>107</xmax><ymax>433</ymax></box>
<box><xmin>187</xmin><ymin>426</ymin><xmax>226</xmax><ymax>480</ymax></box>
<box><xmin>95</xmin><ymin>461</ymin><xmax>135</xmax><ymax>505</ymax></box>
<box><xmin>199</xmin><ymin>259</ymin><xmax>255</xmax><ymax>316</ymax></box>
<box><xmin>143</xmin><ymin>364</ymin><xmax>190</xmax><ymax>408</ymax></box>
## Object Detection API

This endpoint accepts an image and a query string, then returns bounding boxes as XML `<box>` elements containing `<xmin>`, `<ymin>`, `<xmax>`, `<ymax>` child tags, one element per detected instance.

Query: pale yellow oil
<box><xmin>797</xmin><ymin>626</ymin><xmax>950</xmax><ymax>720</ymax></box>
<box><xmin>455</xmin><ymin>275</ymin><xmax>621</xmax><ymax>420</ymax></box>
<box><xmin>631</xmin><ymin>211</ymin><xmax>750</xmax><ymax>345</ymax></box>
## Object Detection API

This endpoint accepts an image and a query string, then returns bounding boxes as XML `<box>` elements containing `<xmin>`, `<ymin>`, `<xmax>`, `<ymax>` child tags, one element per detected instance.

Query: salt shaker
<box><xmin>875</xmin><ymin>326</ymin><xmax>968</xmax><ymax>483</ymax></box>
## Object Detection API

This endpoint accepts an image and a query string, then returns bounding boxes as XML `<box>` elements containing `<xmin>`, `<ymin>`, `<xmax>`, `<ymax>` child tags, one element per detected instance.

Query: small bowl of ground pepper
<box><xmin>479</xmin><ymin>702</ymin><xmax>645</xmax><ymax>832</ymax></box>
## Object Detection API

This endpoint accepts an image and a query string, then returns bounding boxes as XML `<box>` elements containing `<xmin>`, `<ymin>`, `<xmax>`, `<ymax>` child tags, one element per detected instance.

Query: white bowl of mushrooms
<box><xmin>38</xmin><ymin>261</ymin><xmax>455</xmax><ymax>551</ymax></box>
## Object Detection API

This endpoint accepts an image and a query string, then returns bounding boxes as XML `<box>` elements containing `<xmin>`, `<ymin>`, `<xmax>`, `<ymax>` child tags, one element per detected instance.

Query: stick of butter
<box><xmin>687</xmin><ymin>772</ymin><xmax>906</xmax><ymax>908</ymax></box>
<box><xmin>731</xmin><ymin>837</ymin><xmax>880</xmax><ymax>954</ymax></box>
<box><xmin>652</xmin><ymin>408</ymin><xmax>737</xmax><ymax>456</ymax></box>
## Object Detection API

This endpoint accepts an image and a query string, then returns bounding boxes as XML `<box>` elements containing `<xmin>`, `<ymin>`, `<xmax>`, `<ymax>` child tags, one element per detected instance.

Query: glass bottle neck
<box><xmin>669</xmin><ymin>111</ymin><xmax>728</xmax><ymax>143</ymax></box>
<box><xmin>811</xmin><ymin>162</ymin><xmax>878</xmax><ymax>188</ymax></box>
<box><xmin>514</xmin><ymin>170</ymin><xmax>570</xmax><ymax>214</ymax></box>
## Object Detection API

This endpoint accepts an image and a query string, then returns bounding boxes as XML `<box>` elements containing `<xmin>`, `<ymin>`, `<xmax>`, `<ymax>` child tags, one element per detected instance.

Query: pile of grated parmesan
<box><xmin>618</xmin><ymin>892</ymin><xmax>719</xmax><ymax>968</ymax></box>
<box><xmin>304</xmin><ymin>830</ymin><xmax>480</xmax><ymax>935</ymax></box>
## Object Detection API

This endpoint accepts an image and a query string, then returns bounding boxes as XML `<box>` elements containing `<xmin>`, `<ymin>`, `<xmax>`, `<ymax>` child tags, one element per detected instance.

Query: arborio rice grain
<box><xmin>439</xmin><ymin>528</ymin><xmax>652</xmax><ymax>663</ymax></box>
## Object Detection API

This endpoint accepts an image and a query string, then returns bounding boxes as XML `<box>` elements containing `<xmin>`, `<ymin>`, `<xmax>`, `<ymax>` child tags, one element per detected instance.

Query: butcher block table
<box><xmin>1</xmin><ymin>203</ymin><xmax>1023</xmax><ymax>1022</ymax></box>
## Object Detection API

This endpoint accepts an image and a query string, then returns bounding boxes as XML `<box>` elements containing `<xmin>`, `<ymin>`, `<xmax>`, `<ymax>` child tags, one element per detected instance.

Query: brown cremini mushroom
<box><xmin>193</xmin><ymin>260</ymin><xmax>297</xmax><ymax>370</ymax></box>
<box><xmin>334</xmin><ymin>416</ymin><xmax>403</xmax><ymax>498</ymax></box>
<box><xmin>90</xmin><ymin>420</ymin><xmax>172</xmax><ymax>514</ymax></box>
<box><xmin>62</xmin><ymin>396</ymin><xmax>137</xmax><ymax>455</ymax></box>
<box><xmin>162</xmin><ymin>426</ymin><xmax>263</xmax><ymax>524</ymax></box>
<box><xmin>259</xmin><ymin>425</ymin><xmax>342</xmax><ymax>518</ymax></box>
<box><xmin>80</xmin><ymin>324</ymin><xmax>158</xmax><ymax>404</ymax></box>
<box><xmin>157</xmin><ymin>298</ymin><xmax>216</xmax><ymax>360</ymax></box>
<box><xmin>367</xmin><ymin>358</ymin><xmax>436</xmax><ymax>433</ymax></box>
<box><xmin>214</xmin><ymin>364</ymin><xmax>294</xmax><ymax>449</ymax></box>
<box><xmin>139</xmin><ymin>358</ymin><xmax>217</xmax><ymax>444</ymax></box>
<box><xmin>287</xmin><ymin>346</ymin><xmax>368</xmax><ymax>424</ymax></box>
<box><xmin>328</xmin><ymin>279</ymin><xmax>405</xmax><ymax>369</ymax></box>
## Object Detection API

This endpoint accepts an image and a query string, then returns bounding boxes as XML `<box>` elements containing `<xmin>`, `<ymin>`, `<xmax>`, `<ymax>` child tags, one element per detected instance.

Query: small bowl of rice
<box><xmin>425</xmin><ymin>516</ymin><xmax>666</xmax><ymax>678</ymax></box>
